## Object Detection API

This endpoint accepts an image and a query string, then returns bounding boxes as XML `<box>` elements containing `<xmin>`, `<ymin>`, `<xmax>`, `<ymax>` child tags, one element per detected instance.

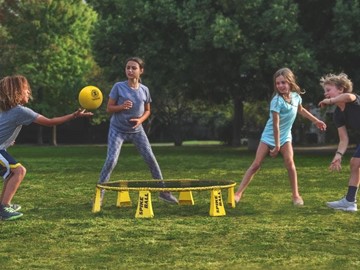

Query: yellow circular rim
<box><xmin>96</xmin><ymin>179</ymin><xmax>236</xmax><ymax>192</ymax></box>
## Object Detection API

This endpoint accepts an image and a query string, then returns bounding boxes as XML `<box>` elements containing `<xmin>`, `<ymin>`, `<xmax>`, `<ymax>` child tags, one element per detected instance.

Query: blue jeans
<box><xmin>99</xmin><ymin>128</ymin><xmax>163</xmax><ymax>183</ymax></box>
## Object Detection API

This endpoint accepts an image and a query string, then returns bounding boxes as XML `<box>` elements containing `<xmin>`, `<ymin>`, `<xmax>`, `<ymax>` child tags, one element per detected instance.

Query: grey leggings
<box><xmin>99</xmin><ymin>127</ymin><xmax>163</xmax><ymax>183</ymax></box>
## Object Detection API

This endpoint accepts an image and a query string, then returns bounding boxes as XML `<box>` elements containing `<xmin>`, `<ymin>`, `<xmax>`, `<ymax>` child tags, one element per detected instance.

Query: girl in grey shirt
<box><xmin>0</xmin><ymin>75</ymin><xmax>92</xmax><ymax>220</ymax></box>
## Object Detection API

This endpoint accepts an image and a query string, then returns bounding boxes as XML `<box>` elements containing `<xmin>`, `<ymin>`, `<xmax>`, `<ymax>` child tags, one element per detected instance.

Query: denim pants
<box><xmin>99</xmin><ymin>127</ymin><xmax>163</xmax><ymax>183</ymax></box>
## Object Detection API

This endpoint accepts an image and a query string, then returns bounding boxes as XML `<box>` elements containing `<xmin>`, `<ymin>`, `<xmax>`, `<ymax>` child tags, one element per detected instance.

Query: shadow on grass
<box><xmin>25</xmin><ymin>201</ymin><xmax>249</xmax><ymax>220</ymax></box>
<box><xmin>23</xmin><ymin>193</ymin><xmax>338</xmax><ymax>221</ymax></box>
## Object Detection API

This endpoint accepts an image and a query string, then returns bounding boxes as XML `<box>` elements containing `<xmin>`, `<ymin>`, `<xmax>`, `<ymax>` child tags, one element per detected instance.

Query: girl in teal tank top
<box><xmin>234</xmin><ymin>68</ymin><xmax>326</xmax><ymax>206</ymax></box>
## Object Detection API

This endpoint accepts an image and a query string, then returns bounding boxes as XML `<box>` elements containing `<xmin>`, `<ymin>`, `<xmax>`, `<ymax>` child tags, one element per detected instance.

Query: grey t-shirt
<box><xmin>0</xmin><ymin>106</ymin><xmax>39</xmax><ymax>149</ymax></box>
<box><xmin>109</xmin><ymin>81</ymin><xmax>152</xmax><ymax>133</ymax></box>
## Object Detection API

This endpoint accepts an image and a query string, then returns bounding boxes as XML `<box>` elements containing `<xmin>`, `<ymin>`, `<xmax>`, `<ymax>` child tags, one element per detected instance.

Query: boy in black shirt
<box><xmin>319</xmin><ymin>73</ymin><xmax>360</xmax><ymax>212</ymax></box>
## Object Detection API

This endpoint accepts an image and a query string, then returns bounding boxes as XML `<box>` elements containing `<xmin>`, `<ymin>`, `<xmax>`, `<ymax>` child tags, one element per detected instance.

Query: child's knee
<box><xmin>250</xmin><ymin>163</ymin><xmax>261</xmax><ymax>173</ymax></box>
<box><xmin>13</xmin><ymin>165</ymin><xmax>26</xmax><ymax>178</ymax></box>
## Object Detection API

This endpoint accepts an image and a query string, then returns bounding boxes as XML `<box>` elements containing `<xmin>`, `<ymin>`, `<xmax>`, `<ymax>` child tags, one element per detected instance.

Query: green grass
<box><xmin>1</xmin><ymin>144</ymin><xmax>359</xmax><ymax>269</ymax></box>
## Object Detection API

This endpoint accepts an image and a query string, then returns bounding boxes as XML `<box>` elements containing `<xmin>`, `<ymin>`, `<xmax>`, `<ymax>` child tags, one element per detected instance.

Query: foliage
<box><xmin>242</xmin><ymin>101</ymin><xmax>269</xmax><ymax>134</ymax></box>
<box><xmin>150</xmin><ymin>97</ymin><xmax>233</xmax><ymax>145</ymax></box>
<box><xmin>1</xmin><ymin>145</ymin><xmax>360</xmax><ymax>269</ymax></box>
<box><xmin>0</xmin><ymin>0</ymin><xmax>359</xmax><ymax>146</ymax></box>
<box><xmin>88</xmin><ymin>0</ymin><xmax>318</xmax><ymax>145</ymax></box>
<box><xmin>176</xmin><ymin>0</ymin><xmax>318</xmax><ymax>101</ymax></box>
<box><xmin>296</xmin><ymin>0</ymin><xmax>360</xmax><ymax>90</ymax></box>
<box><xmin>329</xmin><ymin>0</ymin><xmax>360</xmax><ymax>85</ymax></box>
<box><xmin>0</xmin><ymin>0</ymin><xmax>98</xmax><ymax>114</ymax></box>
<box><xmin>150</xmin><ymin>91</ymin><xmax>197</xmax><ymax>146</ymax></box>
<box><xmin>0</xmin><ymin>0</ymin><xmax>98</xmax><ymax>143</ymax></box>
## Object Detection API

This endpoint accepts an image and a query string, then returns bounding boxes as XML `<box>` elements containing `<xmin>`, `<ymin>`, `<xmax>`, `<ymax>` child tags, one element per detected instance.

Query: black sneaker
<box><xmin>0</xmin><ymin>205</ymin><xmax>23</xmax><ymax>221</ymax></box>
<box><xmin>159</xmin><ymin>192</ymin><xmax>178</xmax><ymax>204</ymax></box>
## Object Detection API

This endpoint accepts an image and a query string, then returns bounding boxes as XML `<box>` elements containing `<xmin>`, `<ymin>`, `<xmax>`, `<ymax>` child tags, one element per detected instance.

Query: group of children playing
<box><xmin>1</xmin><ymin>58</ymin><xmax>359</xmax><ymax>221</ymax></box>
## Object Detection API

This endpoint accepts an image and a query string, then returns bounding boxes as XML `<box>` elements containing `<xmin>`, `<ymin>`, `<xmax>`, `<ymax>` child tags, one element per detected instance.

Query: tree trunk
<box><xmin>36</xmin><ymin>87</ymin><xmax>44</xmax><ymax>145</ymax></box>
<box><xmin>51</xmin><ymin>126</ymin><xmax>57</xmax><ymax>146</ymax></box>
<box><xmin>172</xmin><ymin>124</ymin><xmax>183</xmax><ymax>146</ymax></box>
<box><xmin>231</xmin><ymin>96</ymin><xmax>243</xmax><ymax>147</ymax></box>
<box><xmin>37</xmin><ymin>125</ymin><xmax>43</xmax><ymax>145</ymax></box>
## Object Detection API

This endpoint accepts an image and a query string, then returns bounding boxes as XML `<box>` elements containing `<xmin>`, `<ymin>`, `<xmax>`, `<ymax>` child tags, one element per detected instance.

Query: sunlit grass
<box><xmin>0</xmin><ymin>144</ymin><xmax>359</xmax><ymax>269</ymax></box>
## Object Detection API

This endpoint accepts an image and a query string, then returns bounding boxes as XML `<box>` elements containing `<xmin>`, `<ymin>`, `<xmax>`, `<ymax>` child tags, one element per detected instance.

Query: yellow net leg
<box><xmin>209</xmin><ymin>189</ymin><xmax>226</xmax><ymax>217</ymax></box>
<box><xmin>178</xmin><ymin>191</ymin><xmax>194</xmax><ymax>205</ymax></box>
<box><xmin>227</xmin><ymin>186</ymin><xmax>235</xmax><ymax>208</ymax></box>
<box><xmin>135</xmin><ymin>190</ymin><xmax>154</xmax><ymax>218</ymax></box>
<box><xmin>92</xmin><ymin>186</ymin><xmax>102</xmax><ymax>213</ymax></box>
<box><xmin>116</xmin><ymin>191</ymin><xmax>132</xmax><ymax>207</ymax></box>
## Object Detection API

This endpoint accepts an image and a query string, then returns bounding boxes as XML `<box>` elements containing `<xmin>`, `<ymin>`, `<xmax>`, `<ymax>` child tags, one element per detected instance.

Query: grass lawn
<box><xmin>0</xmin><ymin>144</ymin><xmax>359</xmax><ymax>269</ymax></box>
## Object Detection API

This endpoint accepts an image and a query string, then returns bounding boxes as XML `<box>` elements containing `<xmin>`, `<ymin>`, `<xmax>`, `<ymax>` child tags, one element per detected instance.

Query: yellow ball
<box><xmin>78</xmin><ymin>86</ymin><xmax>103</xmax><ymax>110</ymax></box>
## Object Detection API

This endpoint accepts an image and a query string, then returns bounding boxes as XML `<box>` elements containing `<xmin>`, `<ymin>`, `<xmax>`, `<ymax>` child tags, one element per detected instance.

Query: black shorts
<box><xmin>353</xmin><ymin>144</ymin><xmax>360</xmax><ymax>158</ymax></box>
<box><xmin>0</xmin><ymin>150</ymin><xmax>20</xmax><ymax>180</ymax></box>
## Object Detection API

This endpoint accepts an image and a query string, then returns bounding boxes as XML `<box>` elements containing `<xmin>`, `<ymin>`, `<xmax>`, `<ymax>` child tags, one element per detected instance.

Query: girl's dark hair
<box><xmin>125</xmin><ymin>57</ymin><xmax>145</xmax><ymax>69</ymax></box>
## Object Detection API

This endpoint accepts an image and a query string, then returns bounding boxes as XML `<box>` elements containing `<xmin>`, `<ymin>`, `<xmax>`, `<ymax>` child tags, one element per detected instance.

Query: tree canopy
<box><xmin>0</xmin><ymin>0</ymin><xmax>98</xmax><ymax>144</ymax></box>
<box><xmin>88</xmin><ymin>0</ymin><xmax>320</xmax><ymax>145</ymax></box>
<box><xmin>1</xmin><ymin>0</ymin><xmax>359</xmax><ymax>145</ymax></box>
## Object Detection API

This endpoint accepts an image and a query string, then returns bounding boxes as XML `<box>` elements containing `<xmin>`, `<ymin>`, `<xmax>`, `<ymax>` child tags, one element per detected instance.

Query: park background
<box><xmin>1</xmin><ymin>0</ymin><xmax>359</xmax><ymax>147</ymax></box>
<box><xmin>1</xmin><ymin>1</ymin><xmax>360</xmax><ymax>269</ymax></box>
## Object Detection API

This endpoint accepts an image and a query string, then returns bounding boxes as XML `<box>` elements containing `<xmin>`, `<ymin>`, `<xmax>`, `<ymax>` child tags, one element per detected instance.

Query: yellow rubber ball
<box><xmin>78</xmin><ymin>86</ymin><xmax>103</xmax><ymax>110</ymax></box>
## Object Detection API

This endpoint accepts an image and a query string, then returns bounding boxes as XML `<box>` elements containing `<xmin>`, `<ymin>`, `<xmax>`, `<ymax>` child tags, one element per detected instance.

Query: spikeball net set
<box><xmin>92</xmin><ymin>179</ymin><xmax>236</xmax><ymax>218</ymax></box>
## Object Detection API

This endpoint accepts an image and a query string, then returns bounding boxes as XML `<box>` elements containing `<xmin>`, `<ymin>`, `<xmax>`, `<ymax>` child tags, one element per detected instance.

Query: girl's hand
<box><xmin>269</xmin><ymin>146</ymin><xmax>280</xmax><ymax>158</ymax></box>
<box><xmin>73</xmin><ymin>108</ymin><xmax>93</xmax><ymax>118</ymax></box>
<box><xmin>315</xmin><ymin>120</ymin><xmax>327</xmax><ymax>131</ymax></box>
<box><xmin>129</xmin><ymin>118</ymin><xmax>141</xmax><ymax>129</ymax></box>
<box><xmin>329</xmin><ymin>157</ymin><xmax>342</xmax><ymax>172</ymax></box>
<box><xmin>122</xmin><ymin>100</ymin><xmax>133</xmax><ymax>110</ymax></box>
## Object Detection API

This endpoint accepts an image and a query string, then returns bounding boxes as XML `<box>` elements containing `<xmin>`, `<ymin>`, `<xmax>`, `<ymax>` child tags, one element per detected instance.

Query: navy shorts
<box><xmin>0</xmin><ymin>150</ymin><xmax>20</xmax><ymax>180</ymax></box>
<box><xmin>353</xmin><ymin>144</ymin><xmax>360</xmax><ymax>158</ymax></box>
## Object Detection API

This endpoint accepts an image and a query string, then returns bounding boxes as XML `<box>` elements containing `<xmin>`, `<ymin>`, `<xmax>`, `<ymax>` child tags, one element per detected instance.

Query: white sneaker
<box><xmin>326</xmin><ymin>197</ymin><xmax>357</xmax><ymax>212</ymax></box>
<box><xmin>293</xmin><ymin>197</ymin><xmax>304</xmax><ymax>206</ymax></box>
<box><xmin>9</xmin><ymin>203</ymin><xmax>21</xmax><ymax>212</ymax></box>
<box><xmin>159</xmin><ymin>192</ymin><xmax>178</xmax><ymax>204</ymax></box>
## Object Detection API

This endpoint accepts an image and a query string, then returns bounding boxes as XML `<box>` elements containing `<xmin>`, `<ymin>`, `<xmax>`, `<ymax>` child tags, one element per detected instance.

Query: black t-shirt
<box><xmin>333</xmin><ymin>94</ymin><xmax>360</xmax><ymax>131</ymax></box>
